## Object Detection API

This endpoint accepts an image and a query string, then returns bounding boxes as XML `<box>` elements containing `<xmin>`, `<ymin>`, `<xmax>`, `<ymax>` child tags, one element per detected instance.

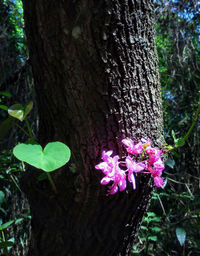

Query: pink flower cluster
<box><xmin>95</xmin><ymin>138</ymin><xmax>165</xmax><ymax>195</ymax></box>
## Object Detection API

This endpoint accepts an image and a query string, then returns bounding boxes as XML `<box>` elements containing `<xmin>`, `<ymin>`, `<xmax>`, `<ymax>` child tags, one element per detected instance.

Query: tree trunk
<box><xmin>22</xmin><ymin>0</ymin><xmax>164</xmax><ymax>255</ymax></box>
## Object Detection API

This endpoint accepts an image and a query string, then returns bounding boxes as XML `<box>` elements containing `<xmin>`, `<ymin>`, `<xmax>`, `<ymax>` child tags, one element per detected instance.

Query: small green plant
<box><xmin>0</xmin><ymin>219</ymin><xmax>15</xmax><ymax>255</ymax></box>
<box><xmin>0</xmin><ymin>95</ymin><xmax>71</xmax><ymax>193</ymax></box>
<box><xmin>0</xmin><ymin>93</ymin><xmax>71</xmax><ymax>255</ymax></box>
<box><xmin>132</xmin><ymin>211</ymin><xmax>161</xmax><ymax>254</ymax></box>
<box><xmin>0</xmin><ymin>150</ymin><xmax>28</xmax><ymax>256</ymax></box>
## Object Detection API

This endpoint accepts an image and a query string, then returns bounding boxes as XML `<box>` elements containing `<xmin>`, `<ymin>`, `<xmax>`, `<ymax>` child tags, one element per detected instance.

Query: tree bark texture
<box><xmin>22</xmin><ymin>0</ymin><xmax>164</xmax><ymax>255</ymax></box>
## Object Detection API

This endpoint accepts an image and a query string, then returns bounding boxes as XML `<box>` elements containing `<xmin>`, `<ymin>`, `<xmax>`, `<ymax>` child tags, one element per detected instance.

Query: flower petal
<box><xmin>154</xmin><ymin>176</ymin><xmax>165</xmax><ymax>187</ymax></box>
<box><xmin>95</xmin><ymin>162</ymin><xmax>107</xmax><ymax>170</ymax></box>
<box><xmin>119</xmin><ymin>179</ymin><xmax>127</xmax><ymax>191</ymax></box>
<box><xmin>128</xmin><ymin>173</ymin><xmax>136</xmax><ymax>190</ymax></box>
<box><xmin>126</xmin><ymin>156</ymin><xmax>145</xmax><ymax>173</ymax></box>
<box><xmin>101</xmin><ymin>177</ymin><xmax>112</xmax><ymax>185</ymax></box>
<box><xmin>153</xmin><ymin>158</ymin><xmax>165</xmax><ymax>172</ymax></box>
<box><xmin>109</xmin><ymin>184</ymin><xmax>118</xmax><ymax>195</ymax></box>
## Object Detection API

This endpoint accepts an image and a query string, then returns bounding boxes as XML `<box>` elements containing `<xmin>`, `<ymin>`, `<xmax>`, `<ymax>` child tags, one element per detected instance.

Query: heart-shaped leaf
<box><xmin>8</xmin><ymin>104</ymin><xmax>24</xmax><ymax>121</ymax></box>
<box><xmin>13</xmin><ymin>142</ymin><xmax>71</xmax><ymax>172</ymax></box>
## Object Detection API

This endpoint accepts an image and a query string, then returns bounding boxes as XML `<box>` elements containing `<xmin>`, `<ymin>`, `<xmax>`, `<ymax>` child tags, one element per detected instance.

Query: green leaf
<box><xmin>8</xmin><ymin>104</ymin><xmax>24</xmax><ymax>121</ymax></box>
<box><xmin>15</xmin><ymin>218</ymin><xmax>24</xmax><ymax>224</ymax></box>
<box><xmin>0</xmin><ymin>105</ymin><xmax>8</xmax><ymax>111</ymax></box>
<box><xmin>171</xmin><ymin>130</ymin><xmax>177</xmax><ymax>142</ymax></box>
<box><xmin>0</xmin><ymin>91</ymin><xmax>12</xmax><ymax>97</ymax></box>
<box><xmin>148</xmin><ymin>236</ymin><xmax>157</xmax><ymax>241</ymax></box>
<box><xmin>150</xmin><ymin>217</ymin><xmax>161</xmax><ymax>222</ymax></box>
<box><xmin>147</xmin><ymin>212</ymin><xmax>156</xmax><ymax>217</ymax></box>
<box><xmin>150</xmin><ymin>227</ymin><xmax>161</xmax><ymax>232</ymax></box>
<box><xmin>176</xmin><ymin>227</ymin><xmax>186</xmax><ymax>246</ymax></box>
<box><xmin>20</xmin><ymin>237</ymin><xmax>24</xmax><ymax>248</ymax></box>
<box><xmin>13</xmin><ymin>142</ymin><xmax>71</xmax><ymax>172</ymax></box>
<box><xmin>0</xmin><ymin>191</ymin><xmax>5</xmax><ymax>205</ymax></box>
<box><xmin>141</xmin><ymin>226</ymin><xmax>148</xmax><ymax>230</ymax></box>
<box><xmin>175</xmin><ymin>138</ymin><xmax>185</xmax><ymax>147</ymax></box>
<box><xmin>24</xmin><ymin>101</ymin><xmax>33</xmax><ymax>118</ymax></box>
<box><xmin>165</xmin><ymin>158</ymin><xmax>175</xmax><ymax>169</ymax></box>
<box><xmin>171</xmin><ymin>150</ymin><xmax>180</xmax><ymax>159</ymax></box>
<box><xmin>0</xmin><ymin>220</ymin><xmax>14</xmax><ymax>230</ymax></box>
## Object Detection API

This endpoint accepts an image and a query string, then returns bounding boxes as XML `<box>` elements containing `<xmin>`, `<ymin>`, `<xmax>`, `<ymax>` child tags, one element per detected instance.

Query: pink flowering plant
<box><xmin>95</xmin><ymin>138</ymin><xmax>165</xmax><ymax>195</ymax></box>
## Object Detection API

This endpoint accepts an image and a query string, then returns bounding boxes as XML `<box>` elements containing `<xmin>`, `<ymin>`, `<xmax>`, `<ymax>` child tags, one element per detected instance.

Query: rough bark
<box><xmin>22</xmin><ymin>0</ymin><xmax>164</xmax><ymax>255</ymax></box>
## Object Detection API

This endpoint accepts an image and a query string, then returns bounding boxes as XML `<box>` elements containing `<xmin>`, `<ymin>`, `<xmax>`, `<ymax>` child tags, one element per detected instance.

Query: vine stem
<box><xmin>1</xmin><ymin>230</ymin><xmax>9</xmax><ymax>255</ymax></box>
<box><xmin>25</xmin><ymin>117</ymin><xmax>34</xmax><ymax>140</ymax></box>
<box><xmin>165</xmin><ymin>98</ymin><xmax>200</xmax><ymax>152</ymax></box>
<box><xmin>184</xmin><ymin>98</ymin><xmax>200</xmax><ymax>142</ymax></box>
<box><xmin>46</xmin><ymin>173</ymin><xmax>58</xmax><ymax>194</ymax></box>
<box><xmin>1</xmin><ymin>230</ymin><xmax>5</xmax><ymax>242</ymax></box>
<box><xmin>14</xmin><ymin>121</ymin><xmax>30</xmax><ymax>137</ymax></box>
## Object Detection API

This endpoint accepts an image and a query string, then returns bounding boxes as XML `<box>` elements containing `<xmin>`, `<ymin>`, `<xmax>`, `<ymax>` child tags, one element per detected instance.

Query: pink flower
<box><xmin>146</xmin><ymin>158</ymin><xmax>165</xmax><ymax>176</ymax></box>
<box><xmin>153</xmin><ymin>158</ymin><xmax>165</xmax><ymax>173</ymax></box>
<box><xmin>102</xmin><ymin>150</ymin><xmax>113</xmax><ymax>162</ymax></box>
<box><xmin>153</xmin><ymin>176</ymin><xmax>165</xmax><ymax>187</ymax></box>
<box><xmin>95</xmin><ymin>151</ymin><xmax>126</xmax><ymax>195</ymax></box>
<box><xmin>126</xmin><ymin>156</ymin><xmax>145</xmax><ymax>189</ymax></box>
<box><xmin>95</xmin><ymin>138</ymin><xmax>166</xmax><ymax>195</ymax></box>
<box><xmin>95</xmin><ymin>152</ymin><xmax>117</xmax><ymax>176</ymax></box>
<box><xmin>122</xmin><ymin>138</ymin><xmax>143</xmax><ymax>154</ymax></box>
<box><xmin>145</xmin><ymin>146</ymin><xmax>163</xmax><ymax>163</ymax></box>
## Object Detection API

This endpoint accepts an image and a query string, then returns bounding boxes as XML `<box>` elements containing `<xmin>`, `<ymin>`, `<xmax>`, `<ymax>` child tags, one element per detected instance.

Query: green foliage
<box><xmin>0</xmin><ymin>150</ymin><xmax>30</xmax><ymax>255</ymax></box>
<box><xmin>132</xmin><ymin>210</ymin><xmax>161</xmax><ymax>254</ymax></box>
<box><xmin>3</xmin><ymin>0</ymin><xmax>25</xmax><ymax>60</ymax></box>
<box><xmin>0</xmin><ymin>0</ymin><xmax>25</xmax><ymax>89</ymax></box>
<box><xmin>133</xmin><ymin>189</ymin><xmax>200</xmax><ymax>255</ymax></box>
<box><xmin>1</xmin><ymin>90</ymin><xmax>71</xmax><ymax>251</ymax></box>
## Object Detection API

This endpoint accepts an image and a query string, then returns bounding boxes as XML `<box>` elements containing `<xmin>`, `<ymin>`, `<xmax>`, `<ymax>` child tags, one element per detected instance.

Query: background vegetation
<box><xmin>0</xmin><ymin>0</ymin><xmax>199</xmax><ymax>255</ymax></box>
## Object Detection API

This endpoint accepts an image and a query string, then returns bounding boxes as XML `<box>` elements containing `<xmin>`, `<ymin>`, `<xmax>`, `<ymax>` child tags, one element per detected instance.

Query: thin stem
<box><xmin>46</xmin><ymin>173</ymin><xmax>58</xmax><ymax>194</ymax></box>
<box><xmin>14</xmin><ymin>122</ymin><xmax>30</xmax><ymax>137</ymax></box>
<box><xmin>1</xmin><ymin>230</ymin><xmax>5</xmax><ymax>242</ymax></box>
<box><xmin>25</xmin><ymin>118</ymin><xmax>34</xmax><ymax>141</ymax></box>
<box><xmin>165</xmin><ymin>98</ymin><xmax>200</xmax><ymax>152</ymax></box>
<box><xmin>184</xmin><ymin>99</ymin><xmax>200</xmax><ymax>142</ymax></box>
<box><xmin>1</xmin><ymin>230</ymin><xmax>9</xmax><ymax>256</ymax></box>
<box><xmin>157</xmin><ymin>194</ymin><xmax>167</xmax><ymax>217</ymax></box>
<box><xmin>9</xmin><ymin>174</ymin><xmax>22</xmax><ymax>193</ymax></box>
